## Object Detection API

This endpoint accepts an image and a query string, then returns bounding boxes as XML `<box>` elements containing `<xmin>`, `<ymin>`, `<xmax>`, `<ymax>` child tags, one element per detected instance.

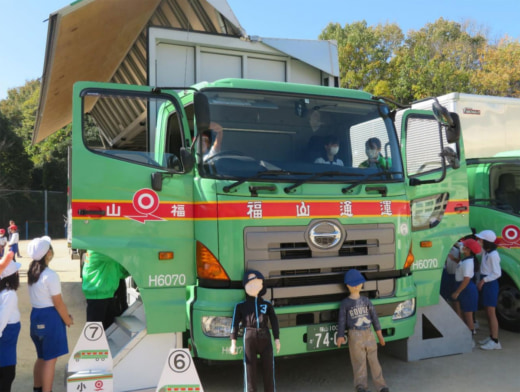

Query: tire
<box><xmin>496</xmin><ymin>279</ymin><xmax>520</xmax><ymax>332</ymax></box>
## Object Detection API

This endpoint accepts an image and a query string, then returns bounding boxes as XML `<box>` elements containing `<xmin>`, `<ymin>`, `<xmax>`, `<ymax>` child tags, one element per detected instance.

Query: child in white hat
<box><xmin>475</xmin><ymin>230</ymin><xmax>502</xmax><ymax>350</ymax></box>
<box><xmin>27</xmin><ymin>236</ymin><xmax>73</xmax><ymax>392</ymax></box>
<box><xmin>0</xmin><ymin>259</ymin><xmax>22</xmax><ymax>392</ymax></box>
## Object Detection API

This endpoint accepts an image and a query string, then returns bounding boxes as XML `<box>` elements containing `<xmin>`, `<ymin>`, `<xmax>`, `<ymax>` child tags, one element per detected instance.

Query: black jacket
<box><xmin>230</xmin><ymin>295</ymin><xmax>280</xmax><ymax>340</ymax></box>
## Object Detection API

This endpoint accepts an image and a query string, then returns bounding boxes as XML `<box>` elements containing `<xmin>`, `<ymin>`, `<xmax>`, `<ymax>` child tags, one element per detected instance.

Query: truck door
<box><xmin>400</xmin><ymin>109</ymin><xmax>470</xmax><ymax>306</ymax></box>
<box><xmin>71</xmin><ymin>82</ymin><xmax>194</xmax><ymax>333</ymax></box>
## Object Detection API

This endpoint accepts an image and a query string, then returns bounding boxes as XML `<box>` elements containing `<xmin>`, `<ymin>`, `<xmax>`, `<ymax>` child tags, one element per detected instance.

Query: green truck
<box><xmin>69</xmin><ymin>78</ymin><xmax>468</xmax><ymax>363</ymax></box>
<box><xmin>412</xmin><ymin>93</ymin><xmax>520</xmax><ymax>332</ymax></box>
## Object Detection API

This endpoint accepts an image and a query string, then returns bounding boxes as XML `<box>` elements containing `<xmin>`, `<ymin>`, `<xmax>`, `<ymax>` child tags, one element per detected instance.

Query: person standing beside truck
<box><xmin>7</xmin><ymin>226</ymin><xmax>19</xmax><ymax>261</ymax></box>
<box><xmin>0</xmin><ymin>259</ymin><xmax>21</xmax><ymax>392</ymax></box>
<box><xmin>27</xmin><ymin>236</ymin><xmax>73</xmax><ymax>392</ymax></box>
<box><xmin>82</xmin><ymin>250</ymin><xmax>130</xmax><ymax>329</ymax></box>
<box><xmin>451</xmin><ymin>238</ymin><xmax>481</xmax><ymax>336</ymax></box>
<box><xmin>475</xmin><ymin>230</ymin><xmax>502</xmax><ymax>350</ymax></box>
<box><xmin>0</xmin><ymin>229</ymin><xmax>7</xmax><ymax>258</ymax></box>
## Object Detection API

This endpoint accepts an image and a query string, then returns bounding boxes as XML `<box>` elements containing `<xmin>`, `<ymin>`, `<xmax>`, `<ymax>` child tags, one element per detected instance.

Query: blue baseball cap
<box><xmin>344</xmin><ymin>269</ymin><xmax>366</xmax><ymax>286</ymax></box>
<box><xmin>243</xmin><ymin>270</ymin><xmax>264</xmax><ymax>286</ymax></box>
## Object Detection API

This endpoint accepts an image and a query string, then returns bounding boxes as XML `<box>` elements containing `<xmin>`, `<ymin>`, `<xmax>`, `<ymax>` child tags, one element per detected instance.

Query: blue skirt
<box><xmin>30</xmin><ymin>307</ymin><xmax>68</xmax><ymax>360</ymax></box>
<box><xmin>0</xmin><ymin>322</ymin><xmax>21</xmax><ymax>367</ymax></box>
<box><xmin>458</xmin><ymin>280</ymin><xmax>478</xmax><ymax>312</ymax></box>
<box><xmin>480</xmin><ymin>278</ymin><xmax>499</xmax><ymax>307</ymax></box>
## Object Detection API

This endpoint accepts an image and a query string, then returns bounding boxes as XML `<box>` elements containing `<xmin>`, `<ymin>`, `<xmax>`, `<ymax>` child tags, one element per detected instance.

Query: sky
<box><xmin>1</xmin><ymin>0</ymin><xmax>520</xmax><ymax>100</ymax></box>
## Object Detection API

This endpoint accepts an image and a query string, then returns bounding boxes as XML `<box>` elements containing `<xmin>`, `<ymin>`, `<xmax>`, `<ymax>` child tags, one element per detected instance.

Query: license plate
<box><xmin>306</xmin><ymin>324</ymin><xmax>343</xmax><ymax>351</ymax></box>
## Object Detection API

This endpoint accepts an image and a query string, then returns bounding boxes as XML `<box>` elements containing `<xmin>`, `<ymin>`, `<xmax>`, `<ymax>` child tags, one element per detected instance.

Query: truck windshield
<box><xmin>197</xmin><ymin>90</ymin><xmax>403</xmax><ymax>183</ymax></box>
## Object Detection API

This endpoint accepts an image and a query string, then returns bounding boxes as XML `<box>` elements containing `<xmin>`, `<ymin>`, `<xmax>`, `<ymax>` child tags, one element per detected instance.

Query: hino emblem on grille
<box><xmin>308</xmin><ymin>221</ymin><xmax>342</xmax><ymax>249</ymax></box>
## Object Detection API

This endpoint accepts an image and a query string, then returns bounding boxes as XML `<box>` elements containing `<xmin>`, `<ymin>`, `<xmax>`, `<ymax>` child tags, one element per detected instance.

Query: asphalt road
<box><xmin>11</xmin><ymin>239</ymin><xmax>520</xmax><ymax>392</ymax></box>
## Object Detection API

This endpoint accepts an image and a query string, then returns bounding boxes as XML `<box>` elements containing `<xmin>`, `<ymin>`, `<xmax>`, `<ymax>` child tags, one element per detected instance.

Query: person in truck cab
<box><xmin>359</xmin><ymin>137</ymin><xmax>391</xmax><ymax>170</ymax></box>
<box><xmin>201</xmin><ymin>121</ymin><xmax>224</xmax><ymax>161</ymax></box>
<box><xmin>314</xmin><ymin>135</ymin><xmax>344</xmax><ymax>166</ymax></box>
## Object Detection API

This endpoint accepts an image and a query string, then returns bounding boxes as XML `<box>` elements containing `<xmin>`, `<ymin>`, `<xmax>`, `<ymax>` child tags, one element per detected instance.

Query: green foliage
<box><xmin>0</xmin><ymin>79</ymin><xmax>71</xmax><ymax>191</ymax></box>
<box><xmin>320</xmin><ymin>17</ymin><xmax>519</xmax><ymax>105</ymax></box>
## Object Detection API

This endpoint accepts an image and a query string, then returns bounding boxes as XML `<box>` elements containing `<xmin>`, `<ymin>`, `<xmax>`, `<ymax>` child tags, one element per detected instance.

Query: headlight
<box><xmin>392</xmin><ymin>298</ymin><xmax>415</xmax><ymax>320</ymax></box>
<box><xmin>201</xmin><ymin>316</ymin><xmax>233</xmax><ymax>337</ymax></box>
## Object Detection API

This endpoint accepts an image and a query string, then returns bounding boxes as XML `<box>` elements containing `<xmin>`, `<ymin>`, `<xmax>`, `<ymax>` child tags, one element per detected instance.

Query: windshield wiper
<box><xmin>284</xmin><ymin>171</ymin><xmax>363</xmax><ymax>193</ymax></box>
<box><xmin>341</xmin><ymin>171</ymin><xmax>403</xmax><ymax>194</ymax></box>
<box><xmin>222</xmin><ymin>170</ymin><xmax>311</xmax><ymax>193</ymax></box>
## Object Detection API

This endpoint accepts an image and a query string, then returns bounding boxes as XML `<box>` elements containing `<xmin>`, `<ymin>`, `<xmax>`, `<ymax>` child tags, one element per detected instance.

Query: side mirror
<box><xmin>432</xmin><ymin>101</ymin><xmax>461</xmax><ymax>143</ymax></box>
<box><xmin>151</xmin><ymin>172</ymin><xmax>163</xmax><ymax>192</ymax></box>
<box><xmin>194</xmin><ymin>92</ymin><xmax>210</xmax><ymax>133</ymax></box>
<box><xmin>432</xmin><ymin>101</ymin><xmax>453</xmax><ymax>127</ymax></box>
<box><xmin>440</xmin><ymin>147</ymin><xmax>460</xmax><ymax>169</ymax></box>
<box><xmin>445</xmin><ymin>112</ymin><xmax>461</xmax><ymax>144</ymax></box>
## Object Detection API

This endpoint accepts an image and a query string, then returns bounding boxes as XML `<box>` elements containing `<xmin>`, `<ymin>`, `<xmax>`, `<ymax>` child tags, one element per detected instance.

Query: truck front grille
<box><xmin>244</xmin><ymin>223</ymin><xmax>395</xmax><ymax>307</ymax></box>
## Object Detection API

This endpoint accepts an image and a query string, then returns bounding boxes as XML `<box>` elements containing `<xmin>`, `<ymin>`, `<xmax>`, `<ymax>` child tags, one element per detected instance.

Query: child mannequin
<box><xmin>336</xmin><ymin>269</ymin><xmax>389</xmax><ymax>392</ymax></box>
<box><xmin>230</xmin><ymin>270</ymin><xmax>280</xmax><ymax>392</ymax></box>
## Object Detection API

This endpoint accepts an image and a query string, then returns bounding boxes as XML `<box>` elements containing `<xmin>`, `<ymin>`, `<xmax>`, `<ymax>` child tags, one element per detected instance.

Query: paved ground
<box><xmin>10</xmin><ymin>239</ymin><xmax>520</xmax><ymax>391</ymax></box>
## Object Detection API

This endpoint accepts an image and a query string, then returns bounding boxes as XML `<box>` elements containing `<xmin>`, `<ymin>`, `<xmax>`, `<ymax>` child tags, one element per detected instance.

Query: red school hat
<box><xmin>463</xmin><ymin>238</ymin><xmax>481</xmax><ymax>255</ymax></box>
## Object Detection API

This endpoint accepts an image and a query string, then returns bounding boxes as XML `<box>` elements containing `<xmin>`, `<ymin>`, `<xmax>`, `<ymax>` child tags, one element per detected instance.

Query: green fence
<box><xmin>0</xmin><ymin>189</ymin><xmax>67</xmax><ymax>239</ymax></box>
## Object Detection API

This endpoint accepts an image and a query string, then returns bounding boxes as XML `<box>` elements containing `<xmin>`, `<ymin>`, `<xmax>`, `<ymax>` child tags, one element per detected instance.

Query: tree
<box><xmin>0</xmin><ymin>80</ymin><xmax>71</xmax><ymax>191</ymax></box>
<box><xmin>0</xmin><ymin>112</ymin><xmax>33</xmax><ymax>189</ymax></box>
<box><xmin>320</xmin><ymin>21</ymin><xmax>404</xmax><ymax>97</ymax></box>
<box><xmin>471</xmin><ymin>37</ymin><xmax>520</xmax><ymax>97</ymax></box>
<box><xmin>388</xmin><ymin>18</ymin><xmax>487</xmax><ymax>103</ymax></box>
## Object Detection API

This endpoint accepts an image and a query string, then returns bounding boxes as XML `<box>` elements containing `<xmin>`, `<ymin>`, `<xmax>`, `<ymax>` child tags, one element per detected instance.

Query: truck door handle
<box><xmin>454</xmin><ymin>205</ymin><xmax>468</xmax><ymax>212</ymax></box>
<box><xmin>77</xmin><ymin>209</ymin><xmax>106</xmax><ymax>216</ymax></box>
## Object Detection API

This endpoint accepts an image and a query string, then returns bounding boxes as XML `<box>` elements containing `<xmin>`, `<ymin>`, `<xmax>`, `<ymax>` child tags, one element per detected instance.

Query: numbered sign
<box><xmin>155</xmin><ymin>349</ymin><xmax>204</xmax><ymax>392</ymax></box>
<box><xmin>68</xmin><ymin>322</ymin><xmax>113</xmax><ymax>373</ymax></box>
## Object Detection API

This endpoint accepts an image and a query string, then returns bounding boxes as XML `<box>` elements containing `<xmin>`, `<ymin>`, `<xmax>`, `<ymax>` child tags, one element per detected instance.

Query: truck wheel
<box><xmin>496</xmin><ymin>279</ymin><xmax>520</xmax><ymax>332</ymax></box>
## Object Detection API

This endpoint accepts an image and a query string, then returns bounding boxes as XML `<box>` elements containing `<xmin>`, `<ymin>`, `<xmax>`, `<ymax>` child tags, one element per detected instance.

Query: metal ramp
<box><xmin>385</xmin><ymin>297</ymin><xmax>473</xmax><ymax>361</ymax></box>
<box><xmin>106</xmin><ymin>298</ymin><xmax>180</xmax><ymax>391</ymax></box>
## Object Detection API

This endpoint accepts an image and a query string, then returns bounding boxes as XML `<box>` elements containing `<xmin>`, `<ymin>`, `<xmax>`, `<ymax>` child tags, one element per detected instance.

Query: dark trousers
<box><xmin>86</xmin><ymin>298</ymin><xmax>116</xmax><ymax>329</ymax></box>
<box><xmin>243</xmin><ymin>328</ymin><xmax>275</xmax><ymax>392</ymax></box>
<box><xmin>0</xmin><ymin>365</ymin><xmax>16</xmax><ymax>392</ymax></box>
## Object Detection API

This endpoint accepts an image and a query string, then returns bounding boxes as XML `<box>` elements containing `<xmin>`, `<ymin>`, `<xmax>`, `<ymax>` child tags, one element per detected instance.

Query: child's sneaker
<box><xmin>480</xmin><ymin>340</ymin><xmax>502</xmax><ymax>350</ymax></box>
<box><xmin>478</xmin><ymin>336</ymin><xmax>491</xmax><ymax>345</ymax></box>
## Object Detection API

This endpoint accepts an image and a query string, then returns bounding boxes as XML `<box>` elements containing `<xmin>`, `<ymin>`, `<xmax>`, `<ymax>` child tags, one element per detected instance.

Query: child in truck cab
<box><xmin>359</xmin><ymin>137</ymin><xmax>391</xmax><ymax>170</ymax></box>
<box><xmin>314</xmin><ymin>135</ymin><xmax>344</xmax><ymax>166</ymax></box>
<box><xmin>475</xmin><ymin>230</ymin><xmax>502</xmax><ymax>350</ymax></box>
<box><xmin>336</xmin><ymin>269</ymin><xmax>389</xmax><ymax>392</ymax></box>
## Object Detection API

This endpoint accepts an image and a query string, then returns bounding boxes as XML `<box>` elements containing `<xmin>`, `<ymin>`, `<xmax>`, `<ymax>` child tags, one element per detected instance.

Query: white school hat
<box><xmin>27</xmin><ymin>236</ymin><xmax>52</xmax><ymax>260</ymax></box>
<box><xmin>0</xmin><ymin>260</ymin><xmax>21</xmax><ymax>279</ymax></box>
<box><xmin>475</xmin><ymin>230</ymin><xmax>497</xmax><ymax>243</ymax></box>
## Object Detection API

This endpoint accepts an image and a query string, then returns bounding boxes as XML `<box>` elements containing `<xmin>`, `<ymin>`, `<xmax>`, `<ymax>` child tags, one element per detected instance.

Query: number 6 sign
<box><xmin>156</xmin><ymin>349</ymin><xmax>204</xmax><ymax>392</ymax></box>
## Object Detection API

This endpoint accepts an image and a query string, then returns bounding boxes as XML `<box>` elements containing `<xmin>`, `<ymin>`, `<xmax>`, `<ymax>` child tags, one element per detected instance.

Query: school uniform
<box><xmin>480</xmin><ymin>249</ymin><xmax>501</xmax><ymax>307</ymax></box>
<box><xmin>455</xmin><ymin>257</ymin><xmax>478</xmax><ymax>312</ymax></box>
<box><xmin>314</xmin><ymin>156</ymin><xmax>344</xmax><ymax>166</ymax></box>
<box><xmin>0</xmin><ymin>289</ymin><xmax>21</xmax><ymax>367</ymax></box>
<box><xmin>28</xmin><ymin>268</ymin><xmax>68</xmax><ymax>360</ymax></box>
